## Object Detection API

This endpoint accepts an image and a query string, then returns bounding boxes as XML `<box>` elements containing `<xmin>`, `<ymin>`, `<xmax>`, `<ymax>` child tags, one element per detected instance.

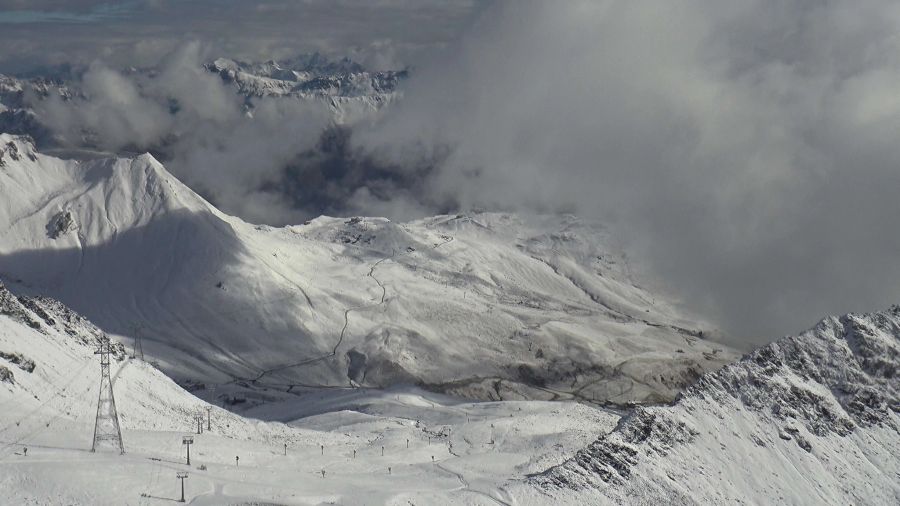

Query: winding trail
<box><xmin>235</xmin><ymin>232</ymin><xmax>454</xmax><ymax>388</ymax></box>
<box><xmin>435</xmin><ymin>461</ymin><xmax>513</xmax><ymax>506</ymax></box>
<box><xmin>244</xmin><ymin>256</ymin><xmax>393</xmax><ymax>385</ymax></box>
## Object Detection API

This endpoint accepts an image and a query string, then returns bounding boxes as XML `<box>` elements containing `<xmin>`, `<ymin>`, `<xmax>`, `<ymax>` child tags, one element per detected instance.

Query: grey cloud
<box><xmin>34</xmin><ymin>42</ymin><xmax>333</xmax><ymax>225</ymax></box>
<box><xmin>353</xmin><ymin>0</ymin><xmax>900</xmax><ymax>343</ymax></box>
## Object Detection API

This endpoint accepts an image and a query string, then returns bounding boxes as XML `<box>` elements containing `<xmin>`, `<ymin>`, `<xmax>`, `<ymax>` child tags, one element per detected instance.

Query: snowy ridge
<box><xmin>204</xmin><ymin>55</ymin><xmax>403</xmax><ymax>123</ymax></box>
<box><xmin>512</xmin><ymin>306</ymin><xmax>900</xmax><ymax>505</ymax></box>
<box><xmin>0</xmin><ymin>54</ymin><xmax>401</xmax><ymax>148</ymax></box>
<box><xmin>205</xmin><ymin>54</ymin><xmax>405</xmax><ymax>98</ymax></box>
<box><xmin>0</xmin><ymin>134</ymin><xmax>734</xmax><ymax>405</ymax></box>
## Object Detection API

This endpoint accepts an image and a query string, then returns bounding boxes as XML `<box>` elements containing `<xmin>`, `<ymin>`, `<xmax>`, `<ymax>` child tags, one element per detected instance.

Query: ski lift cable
<box><xmin>0</xmin><ymin>358</ymin><xmax>93</xmax><ymax>436</ymax></box>
<box><xmin>0</xmin><ymin>371</ymin><xmax>98</xmax><ymax>458</ymax></box>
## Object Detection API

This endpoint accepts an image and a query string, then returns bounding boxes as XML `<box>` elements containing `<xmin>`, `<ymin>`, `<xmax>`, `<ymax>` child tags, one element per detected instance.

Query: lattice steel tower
<box><xmin>91</xmin><ymin>336</ymin><xmax>125</xmax><ymax>454</ymax></box>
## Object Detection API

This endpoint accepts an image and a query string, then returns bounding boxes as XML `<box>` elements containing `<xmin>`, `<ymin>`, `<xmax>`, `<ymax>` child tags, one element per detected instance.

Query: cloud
<box><xmin>353</xmin><ymin>0</ymin><xmax>900</xmax><ymax>342</ymax></box>
<box><xmin>34</xmin><ymin>42</ymin><xmax>333</xmax><ymax>224</ymax></box>
<box><xmin>14</xmin><ymin>0</ymin><xmax>900</xmax><ymax>344</ymax></box>
<box><xmin>0</xmin><ymin>0</ymin><xmax>478</xmax><ymax>74</ymax></box>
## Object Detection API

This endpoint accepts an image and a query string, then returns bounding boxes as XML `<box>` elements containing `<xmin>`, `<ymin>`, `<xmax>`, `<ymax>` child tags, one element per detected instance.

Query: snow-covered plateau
<box><xmin>0</xmin><ymin>134</ymin><xmax>897</xmax><ymax>505</ymax></box>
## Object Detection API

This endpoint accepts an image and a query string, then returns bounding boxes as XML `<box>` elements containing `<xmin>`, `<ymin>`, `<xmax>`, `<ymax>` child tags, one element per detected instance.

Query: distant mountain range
<box><xmin>205</xmin><ymin>54</ymin><xmax>406</xmax><ymax>98</ymax></box>
<box><xmin>0</xmin><ymin>53</ymin><xmax>404</xmax><ymax>149</ymax></box>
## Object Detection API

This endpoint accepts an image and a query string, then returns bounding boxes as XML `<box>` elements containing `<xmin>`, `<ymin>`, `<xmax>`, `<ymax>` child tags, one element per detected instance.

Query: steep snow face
<box><xmin>0</xmin><ymin>135</ymin><xmax>734</xmax><ymax>403</ymax></box>
<box><xmin>0</xmin><ymin>280</ymin><xmax>309</xmax><ymax>440</ymax></box>
<box><xmin>512</xmin><ymin>307</ymin><xmax>900</xmax><ymax>505</ymax></box>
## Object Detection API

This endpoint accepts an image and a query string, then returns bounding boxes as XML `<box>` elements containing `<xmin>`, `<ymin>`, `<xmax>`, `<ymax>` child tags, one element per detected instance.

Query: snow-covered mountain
<box><xmin>204</xmin><ymin>54</ymin><xmax>403</xmax><ymax>122</ymax></box>
<box><xmin>0</xmin><ymin>54</ymin><xmax>402</xmax><ymax>148</ymax></box>
<box><xmin>0</xmin><ymin>279</ymin><xmax>621</xmax><ymax>504</ymax></box>
<box><xmin>0</xmin><ymin>74</ymin><xmax>65</xmax><ymax>146</ymax></box>
<box><xmin>0</xmin><ymin>134</ymin><xmax>734</xmax><ymax>405</ymax></box>
<box><xmin>509</xmin><ymin>306</ymin><xmax>900</xmax><ymax>505</ymax></box>
<box><xmin>205</xmin><ymin>54</ymin><xmax>405</xmax><ymax>98</ymax></box>
<box><xmin>1</xmin><ymin>266</ymin><xmax>896</xmax><ymax>504</ymax></box>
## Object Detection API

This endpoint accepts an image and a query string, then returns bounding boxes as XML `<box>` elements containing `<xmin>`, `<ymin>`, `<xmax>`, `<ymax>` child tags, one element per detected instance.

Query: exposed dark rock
<box><xmin>0</xmin><ymin>351</ymin><xmax>36</xmax><ymax>373</ymax></box>
<box><xmin>0</xmin><ymin>365</ymin><xmax>12</xmax><ymax>384</ymax></box>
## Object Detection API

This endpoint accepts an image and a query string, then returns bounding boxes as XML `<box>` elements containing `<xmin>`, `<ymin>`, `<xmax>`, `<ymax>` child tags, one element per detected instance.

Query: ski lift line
<box><xmin>0</xmin><ymin>359</ymin><xmax>97</xmax><ymax>450</ymax></box>
<box><xmin>0</xmin><ymin>358</ymin><xmax>93</xmax><ymax>436</ymax></box>
<box><xmin>0</xmin><ymin>336</ymin><xmax>89</xmax><ymax>415</ymax></box>
<box><xmin>8</xmin><ymin>382</ymin><xmax>96</xmax><ymax>450</ymax></box>
<box><xmin>143</xmin><ymin>439</ymin><xmax>178</xmax><ymax>504</ymax></box>
<box><xmin>135</xmin><ymin>303</ymin><xmax>264</xmax><ymax>378</ymax></box>
<box><xmin>0</xmin><ymin>378</ymin><xmax>97</xmax><ymax>460</ymax></box>
<box><xmin>128</xmin><ymin>290</ymin><xmax>312</xmax><ymax>377</ymax></box>
<box><xmin>142</xmin><ymin>429</ymin><xmax>183</xmax><ymax>505</ymax></box>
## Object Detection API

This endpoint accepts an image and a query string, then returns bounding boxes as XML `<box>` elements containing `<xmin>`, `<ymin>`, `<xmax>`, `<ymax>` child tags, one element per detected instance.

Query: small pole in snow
<box><xmin>235</xmin><ymin>455</ymin><xmax>239</xmax><ymax>467</ymax></box>
<box><xmin>206</xmin><ymin>407</ymin><xmax>211</xmax><ymax>431</ymax></box>
<box><xmin>353</xmin><ymin>449</ymin><xmax>356</xmax><ymax>459</ymax></box>
<box><xmin>406</xmin><ymin>439</ymin><xmax>409</xmax><ymax>449</ymax></box>
<box><xmin>283</xmin><ymin>443</ymin><xmax>287</xmax><ymax>456</ymax></box>
<box><xmin>320</xmin><ymin>444</ymin><xmax>324</xmax><ymax>455</ymax></box>
<box><xmin>176</xmin><ymin>471</ymin><xmax>188</xmax><ymax>503</ymax></box>
<box><xmin>381</xmin><ymin>446</ymin><xmax>384</xmax><ymax>456</ymax></box>
<box><xmin>182</xmin><ymin>436</ymin><xmax>193</xmax><ymax>465</ymax></box>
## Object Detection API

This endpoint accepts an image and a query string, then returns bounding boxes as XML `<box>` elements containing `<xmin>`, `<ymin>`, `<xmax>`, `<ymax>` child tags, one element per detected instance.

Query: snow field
<box><xmin>0</xmin><ymin>300</ymin><xmax>619</xmax><ymax>504</ymax></box>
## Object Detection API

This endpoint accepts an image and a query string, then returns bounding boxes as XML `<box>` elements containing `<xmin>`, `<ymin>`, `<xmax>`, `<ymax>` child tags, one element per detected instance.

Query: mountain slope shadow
<box><xmin>0</xmin><ymin>208</ymin><xmax>323</xmax><ymax>386</ymax></box>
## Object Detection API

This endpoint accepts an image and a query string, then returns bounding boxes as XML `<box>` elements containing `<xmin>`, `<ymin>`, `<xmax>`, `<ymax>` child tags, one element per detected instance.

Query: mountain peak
<box><xmin>524</xmin><ymin>305</ymin><xmax>900</xmax><ymax>504</ymax></box>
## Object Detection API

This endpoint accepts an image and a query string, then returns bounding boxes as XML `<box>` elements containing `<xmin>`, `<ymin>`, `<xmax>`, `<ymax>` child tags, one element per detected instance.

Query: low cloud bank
<box><xmin>34</xmin><ymin>43</ymin><xmax>333</xmax><ymax>224</ymax></box>
<box><xmin>354</xmin><ymin>0</ymin><xmax>900</xmax><ymax>342</ymax></box>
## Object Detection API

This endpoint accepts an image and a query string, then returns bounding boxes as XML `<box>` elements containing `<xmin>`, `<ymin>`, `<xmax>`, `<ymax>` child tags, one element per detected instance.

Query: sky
<box><xmin>0</xmin><ymin>0</ymin><xmax>479</xmax><ymax>73</ymax></box>
<box><xmin>3</xmin><ymin>0</ymin><xmax>900</xmax><ymax>344</ymax></box>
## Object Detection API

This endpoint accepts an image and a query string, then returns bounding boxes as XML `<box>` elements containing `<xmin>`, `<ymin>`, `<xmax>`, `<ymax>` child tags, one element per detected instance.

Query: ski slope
<box><xmin>2</xmin><ymin>281</ymin><xmax>897</xmax><ymax>504</ymax></box>
<box><xmin>0</xmin><ymin>134</ymin><xmax>734</xmax><ymax>405</ymax></box>
<box><xmin>0</xmin><ymin>285</ymin><xmax>619</xmax><ymax>504</ymax></box>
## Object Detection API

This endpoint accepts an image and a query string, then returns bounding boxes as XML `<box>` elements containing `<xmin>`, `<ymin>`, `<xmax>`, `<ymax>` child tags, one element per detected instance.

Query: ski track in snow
<box><xmin>240</xmin><ymin>235</ymin><xmax>455</xmax><ymax>389</ymax></box>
